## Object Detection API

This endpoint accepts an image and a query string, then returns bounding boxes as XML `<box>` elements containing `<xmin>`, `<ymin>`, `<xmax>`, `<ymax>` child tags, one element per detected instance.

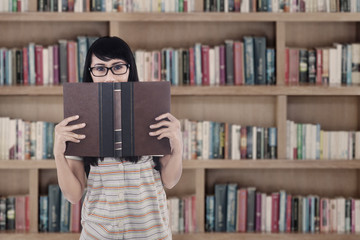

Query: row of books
<box><xmin>167</xmin><ymin>195</ymin><xmax>196</xmax><ymax>233</ymax></box>
<box><xmin>181</xmin><ymin>119</ymin><xmax>277</xmax><ymax>160</ymax></box>
<box><xmin>0</xmin><ymin>118</ymin><xmax>55</xmax><ymax>160</ymax></box>
<box><xmin>0</xmin><ymin>0</ymin><xmax>29</xmax><ymax>12</ymax></box>
<box><xmin>0</xmin><ymin>195</ymin><xmax>29</xmax><ymax>231</ymax></box>
<box><xmin>39</xmin><ymin>184</ymin><xmax>82</xmax><ymax>232</ymax></box>
<box><xmin>207</xmin><ymin>184</ymin><xmax>360</xmax><ymax>233</ymax></box>
<box><xmin>0</xmin><ymin>36</ymin><xmax>98</xmax><ymax>86</ymax></box>
<box><xmin>285</xmin><ymin>43</ymin><xmax>360</xmax><ymax>85</ymax></box>
<box><xmin>286</xmin><ymin>120</ymin><xmax>360</xmax><ymax>160</ymax></box>
<box><xmin>136</xmin><ymin>37</ymin><xmax>275</xmax><ymax>86</ymax></box>
<box><xmin>37</xmin><ymin>0</ymin><xmax>196</xmax><ymax>12</ymax></box>
<box><xmin>204</xmin><ymin>0</ymin><xmax>360</xmax><ymax>13</ymax></box>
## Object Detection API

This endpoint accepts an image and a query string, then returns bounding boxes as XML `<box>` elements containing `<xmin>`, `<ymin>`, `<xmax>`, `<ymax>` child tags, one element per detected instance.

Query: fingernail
<box><xmin>149</xmin><ymin>125</ymin><xmax>154</xmax><ymax>129</ymax></box>
<box><xmin>76</xmin><ymin>115</ymin><xmax>79</xmax><ymax>118</ymax></box>
<box><xmin>149</xmin><ymin>132</ymin><xmax>154</xmax><ymax>136</ymax></box>
<box><xmin>82</xmin><ymin>123</ymin><xmax>86</xmax><ymax>126</ymax></box>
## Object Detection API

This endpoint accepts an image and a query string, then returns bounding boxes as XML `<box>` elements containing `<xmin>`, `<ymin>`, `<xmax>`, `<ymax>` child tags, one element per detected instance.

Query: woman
<box><xmin>54</xmin><ymin>36</ymin><xmax>183</xmax><ymax>239</ymax></box>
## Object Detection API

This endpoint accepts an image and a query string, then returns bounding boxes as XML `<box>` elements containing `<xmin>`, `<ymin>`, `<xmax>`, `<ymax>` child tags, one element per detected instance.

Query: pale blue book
<box><xmin>279</xmin><ymin>190</ymin><xmax>286</xmax><ymax>232</ymax></box>
<box><xmin>302</xmin><ymin>197</ymin><xmax>309</xmax><ymax>233</ymax></box>
<box><xmin>226</xmin><ymin>183</ymin><xmax>238</xmax><ymax>232</ymax></box>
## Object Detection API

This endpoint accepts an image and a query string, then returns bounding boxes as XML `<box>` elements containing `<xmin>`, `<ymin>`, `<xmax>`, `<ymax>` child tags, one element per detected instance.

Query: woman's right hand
<box><xmin>54</xmin><ymin>115</ymin><xmax>86</xmax><ymax>158</ymax></box>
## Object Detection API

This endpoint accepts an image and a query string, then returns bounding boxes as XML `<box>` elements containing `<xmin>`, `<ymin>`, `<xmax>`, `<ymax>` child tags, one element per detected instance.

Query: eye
<box><xmin>94</xmin><ymin>66</ymin><xmax>106</xmax><ymax>72</ymax></box>
<box><xmin>113</xmin><ymin>64</ymin><xmax>124</xmax><ymax>71</ymax></box>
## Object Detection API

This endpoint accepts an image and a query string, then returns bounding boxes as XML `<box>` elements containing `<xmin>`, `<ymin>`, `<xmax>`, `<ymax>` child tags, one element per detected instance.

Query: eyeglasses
<box><xmin>89</xmin><ymin>63</ymin><xmax>130</xmax><ymax>77</ymax></box>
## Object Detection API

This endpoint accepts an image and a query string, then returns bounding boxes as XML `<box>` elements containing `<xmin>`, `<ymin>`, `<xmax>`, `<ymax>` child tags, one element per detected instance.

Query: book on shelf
<box><xmin>168</xmin><ymin>195</ymin><xmax>196</xmax><ymax>233</ymax></box>
<box><xmin>206</xmin><ymin>183</ymin><xmax>360</xmax><ymax>234</ymax></box>
<box><xmin>0</xmin><ymin>195</ymin><xmax>29</xmax><ymax>231</ymax></box>
<box><xmin>63</xmin><ymin>81</ymin><xmax>171</xmax><ymax>157</ymax></box>
<box><xmin>204</xmin><ymin>0</ymin><xmax>360</xmax><ymax>12</ymax></box>
<box><xmin>135</xmin><ymin>36</ymin><xmax>275</xmax><ymax>87</ymax></box>
<box><xmin>287</xmin><ymin>120</ymin><xmax>360</xmax><ymax>160</ymax></box>
<box><xmin>181</xmin><ymin>119</ymin><xmax>277</xmax><ymax>160</ymax></box>
<box><xmin>36</xmin><ymin>0</ymin><xmax>195</xmax><ymax>12</ymax></box>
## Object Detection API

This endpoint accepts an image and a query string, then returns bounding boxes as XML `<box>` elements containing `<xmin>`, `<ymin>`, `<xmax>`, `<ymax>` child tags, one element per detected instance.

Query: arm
<box><xmin>54</xmin><ymin>115</ymin><xmax>87</xmax><ymax>204</ymax></box>
<box><xmin>149</xmin><ymin>113</ymin><xmax>183</xmax><ymax>189</ymax></box>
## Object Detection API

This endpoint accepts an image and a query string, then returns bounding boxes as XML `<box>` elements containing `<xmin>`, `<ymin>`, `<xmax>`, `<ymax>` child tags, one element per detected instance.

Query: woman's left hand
<box><xmin>149</xmin><ymin>113</ymin><xmax>183</xmax><ymax>156</ymax></box>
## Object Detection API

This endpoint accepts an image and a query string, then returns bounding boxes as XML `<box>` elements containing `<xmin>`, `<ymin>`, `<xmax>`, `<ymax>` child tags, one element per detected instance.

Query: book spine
<box><xmin>243</xmin><ymin>36</ymin><xmax>255</xmax><ymax>85</ymax></box>
<box><xmin>205</xmin><ymin>195</ymin><xmax>215</xmax><ymax>232</ymax></box>
<box><xmin>114</xmin><ymin>82</ymin><xmax>123</xmax><ymax>157</ymax></box>
<box><xmin>121</xmin><ymin>82</ymin><xmax>132</xmax><ymax>157</ymax></box>
<box><xmin>247</xmin><ymin>187</ymin><xmax>256</xmax><ymax>232</ymax></box>
<box><xmin>226</xmin><ymin>184</ymin><xmax>237</xmax><ymax>232</ymax></box>
<box><xmin>53</xmin><ymin>45</ymin><xmax>59</xmax><ymax>85</ymax></box>
<box><xmin>22</xmin><ymin>47</ymin><xmax>29</xmax><ymax>85</ymax></box>
<box><xmin>58</xmin><ymin>40</ymin><xmax>68</xmax><ymax>83</ymax></box>
<box><xmin>225</xmin><ymin>40</ymin><xmax>234</xmax><ymax>85</ymax></box>
<box><xmin>39</xmin><ymin>196</ymin><xmax>48</xmax><ymax>232</ymax></box>
<box><xmin>255</xmin><ymin>192</ymin><xmax>262</xmax><ymax>232</ymax></box>
<box><xmin>48</xmin><ymin>185</ymin><xmax>60</xmax><ymax>232</ymax></box>
<box><xmin>6</xmin><ymin>196</ymin><xmax>15</xmax><ymax>230</ymax></box>
<box><xmin>253</xmin><ymin>37</ymin><xmax>266</xmax><ymax>85</ymax></box>
<box><xmin>271</xmin><ymin>192</ymin><xmax>279</xmax><ymax>233</ymax></box>
<box><xmin>60</xmin><ymin>193</ymin><xmax>70</xmax><ymax>232</ymax></box>
<box><xmin>219</xmin><ymin>45</ymin><xmax>226</xmax><ymax>85</ymax></box>
<box><xmin>0</xmin><ymin>197</ymin><xmax>5</xmax><ymax>230</ymax></box>
<box><xmin>15</xmin><ymin>196</ymin><xmax>26</xmax><ymax>230</ymax></box>
<box><xmin>215</xmin><ymin>184</ymin><xmax>227</xmax><ymax>232</ymax></box>
<box><xmin>35</xmin><ymin>45</ymin><xmax>43</xmax><ymax>85</ymax></box>
<box><xmin>201</xmin><ymin>45</ymin><xmax>210</xmax><ymax>86</ymax></box>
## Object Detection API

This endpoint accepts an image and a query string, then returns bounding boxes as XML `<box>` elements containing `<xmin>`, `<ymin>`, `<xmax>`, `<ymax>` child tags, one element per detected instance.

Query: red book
<box><xmin>22</xmin><ymin>47</ymin><xmax>29</xmax><ymax>85</ymax></box>
<box><xmin>17</xmin><ymin>0</ymin><xmax>21</xmax><ymax>12</ymax></box>
<box><xmin>286</xmin><ymin>194</ymin><xmax>292</xmax><ymax>233</ymax></box>
<box><xmin>191</xmin><ymin>195</ymin><xmax>196</xmax><ymax>232</ymax></box>
<box><xmin>71</xmin><ymin>200</ymin><xmax>81</xmax><ymax>232</ymax></box>
<box><xmin>219</xmin><ymin>45</ymin><xmax>226</xmax><ymax>85</ymax></box>
<box><xmin>316</xmin><ymin>48</ymin><xmax>323</xmax><ymax>85</ymax></box>
<box><xmin>201</xmin><ymin>45</ymin><xmax>210</xmax><ymax>86</ymax></box>
<box><xmin>285</xmin><ymin>48</ymin><xmax>289</xmax><ymax>84</ymax></box>
<box><xmin>68</xmin><ymin>0</ymin><xmax>75</xmax><ymax>11</ymax></box>
<box><xmin>237</xmin><ymin>188</ymin><xmax>247</xmax><ymax>232</ymax></box>
<box><xmin>189</xmin><ymin>47</ymin><xmax>195</xmax><ymax>86</ymax></box>
<box><xmin>15</xmin><ymin>196</ymin><xmax>26</xmax><ymax>230</ymax></box>
<box><xmin>25</xmin><ymin>195</ymin><xmax>30</xmax><ymax>231</ymax></box>
<box><xmin>67</xmin><ymin>41</ymin><xmax>77</xmax><ymax>83</ymax></box>
<box><xmin>53</xmin><ymin>45</ymin><xmax>60</xmax><ymax>85</ymax></box>
<box><xmin>289</xmin><ymin>48</ymin><xmax>299</xmax><ymax>84</ymax></box>
<box><xmin>271</xmin><ymin>192</ymin><xmax>280</xmax><ymax>233</ymax></box>
<box><xmin>233</xmin><ymin>41</ymin><xmax>243</xmax><ymax>85</ymax></box>
<box><xmin>35</xmin><ymin>45</ymin><xmax>43</xmax><ymax>85</ymax></box>
<box><xmin>184</xmin><ymin>0</ymin><xmax>188</xmax><ymax>12</ymax></box>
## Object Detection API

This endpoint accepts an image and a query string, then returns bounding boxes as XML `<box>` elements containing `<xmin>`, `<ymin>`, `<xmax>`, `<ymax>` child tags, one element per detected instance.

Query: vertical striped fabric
<box><xmin>80</xmin><ymin>156</ymin><xmax>171</xmax><ymax>240</ymax></box>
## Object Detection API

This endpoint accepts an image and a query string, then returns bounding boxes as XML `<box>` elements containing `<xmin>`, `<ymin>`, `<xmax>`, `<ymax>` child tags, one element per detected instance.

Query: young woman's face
<box><xmin>90</xmin><ymin>54</ymin><xmax>130</xmax><ymax>83</ymax></box>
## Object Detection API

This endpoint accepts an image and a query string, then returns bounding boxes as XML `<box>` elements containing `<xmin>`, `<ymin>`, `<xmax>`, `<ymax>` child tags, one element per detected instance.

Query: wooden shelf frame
<box><xmin>1</xmin><ymin>2</ymin><xmax>360</xmax><ymax>239</ymax></box>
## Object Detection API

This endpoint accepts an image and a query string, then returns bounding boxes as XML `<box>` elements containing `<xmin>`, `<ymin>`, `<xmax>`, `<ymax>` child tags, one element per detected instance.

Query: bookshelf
<box><xmin>1</xmin><ymin>1</ymin><xmax>360</xmax><ymax>240</ymax></box>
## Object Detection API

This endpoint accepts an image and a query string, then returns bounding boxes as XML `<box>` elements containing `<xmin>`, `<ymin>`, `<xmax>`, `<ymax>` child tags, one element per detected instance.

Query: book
<box><xmin>63</xmin><ymin>82</ymin><xmax>171</xmax><ymax>157</ymax></box>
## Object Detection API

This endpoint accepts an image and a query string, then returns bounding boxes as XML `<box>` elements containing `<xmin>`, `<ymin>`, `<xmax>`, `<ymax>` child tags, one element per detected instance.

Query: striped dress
<box><xmin>80</xmin><ymin>156</ymin><xmax>171</xmax><ymax>240</ymax></box>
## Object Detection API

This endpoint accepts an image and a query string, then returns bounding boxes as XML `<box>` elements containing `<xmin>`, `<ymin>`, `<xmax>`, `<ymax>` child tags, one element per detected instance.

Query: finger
<box><xmin>63</xmin><ymin>135</ymin><xmax>82</xmax><ymax>143</ymax></box>
<box><xmin>58</xmin><ymin>115</ymin><xmax>80</xmax><ymax>126</ymax></box>
<box><xmin>155</xmin><ymin>113</ymin><xmax>176</xmax><ymax>122</ymax></box>
<box><xmin>149</xmin><ymin>120</ymin><xmax>172</xmax><ymax>129</ymax></box>
<box><xmin>149</xmin><ymin>127</ymin><xmax>169</xmax><ymax>137</ymax></box>
<box><xmin>63</xmin><ymin>132</ymin><xmax>86</xmax><ymax>140</ymax></box>
<box><xmin>62</xmin><ymin>123</ymin><xmax>86</xmax><ymax>132</ymax></box>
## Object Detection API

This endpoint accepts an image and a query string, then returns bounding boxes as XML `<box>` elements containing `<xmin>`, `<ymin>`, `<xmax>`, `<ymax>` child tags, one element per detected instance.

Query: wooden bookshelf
<box><xmin>1</xmin><ymin>0</ymin><xmax>360</xmax><ymax>239</ymax></box>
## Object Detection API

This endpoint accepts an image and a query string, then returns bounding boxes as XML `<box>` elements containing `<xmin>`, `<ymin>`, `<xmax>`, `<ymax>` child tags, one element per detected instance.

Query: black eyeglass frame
<box><xmin>88</xmin><ymin>63</ymin><xmax>130</xmax><ymax>77</ymax></box>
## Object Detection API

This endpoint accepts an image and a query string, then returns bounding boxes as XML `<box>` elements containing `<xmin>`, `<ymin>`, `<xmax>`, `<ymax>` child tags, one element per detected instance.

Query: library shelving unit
<box><xmin>1</xmin><ymin>1</ymin><xmax>360</xmax><ymax>240</ymax></box>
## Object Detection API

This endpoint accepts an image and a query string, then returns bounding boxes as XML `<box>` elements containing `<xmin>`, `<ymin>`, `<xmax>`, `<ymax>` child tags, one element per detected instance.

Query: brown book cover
<box><xmin>63</xmin><ymin>82</ymin><xmax>171</xmax><ymax>157</ymax></box>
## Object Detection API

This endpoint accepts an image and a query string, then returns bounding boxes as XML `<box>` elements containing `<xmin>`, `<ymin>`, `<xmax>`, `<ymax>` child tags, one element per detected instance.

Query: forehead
<box><xmin>91</xmin><ymin>54</ymin><xmax>126</xmax><ymax>65</ymax></box>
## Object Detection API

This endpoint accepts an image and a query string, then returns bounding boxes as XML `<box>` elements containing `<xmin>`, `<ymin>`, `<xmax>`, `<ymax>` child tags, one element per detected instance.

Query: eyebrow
<box><xmin>93</xmin><ymin>61</ymin><xmax>125</xmax><ymax>66</ymax></box>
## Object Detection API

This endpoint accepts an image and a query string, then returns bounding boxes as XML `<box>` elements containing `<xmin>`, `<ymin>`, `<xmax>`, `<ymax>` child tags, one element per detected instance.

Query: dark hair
<box><xmin>83</xmin><ymin>36</ymin><xmax>139</xmax><ymax>83</ymax></box>
<box><xmin>81</xmin><ymin>36</ymin><xmax>160</xmax><ymax>175</ymax></box>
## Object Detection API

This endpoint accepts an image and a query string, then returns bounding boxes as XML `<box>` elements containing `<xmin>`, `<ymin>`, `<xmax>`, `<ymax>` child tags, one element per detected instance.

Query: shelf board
<box><xmin>1</xmin><ymin>85</ymin><xmax>360</xmax><ymax>96</ymax></box>
<box><xmin>1</xmin><ymin>159</ymin><xmax>360</xmax><ymax>170</ymax></box>
<box><xmin>2</xmin><ymin>12</ymin><xmax>360</xmax><ymax>22</ymax></box>
<box><xmin>0</xmin><ymin>232</ymin><xmax>360</xmax><ymax>240</ymax></box>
